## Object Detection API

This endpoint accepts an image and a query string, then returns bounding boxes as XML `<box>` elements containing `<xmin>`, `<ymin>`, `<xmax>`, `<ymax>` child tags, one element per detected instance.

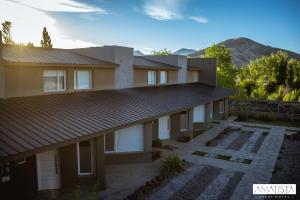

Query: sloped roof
<box><xmin>0</xmin><ymin>83</ymin><xmax>234</xmax><ymax>160</ymax></box>
<box><xmin>134</xmin><ymin>56</ymin><xmax>180</xmax><ymax>69</ymax></box>
<box><xmin>0</xmin><ymin>45</ymin><xmax>117</xmax><ymax>67</ymax></box>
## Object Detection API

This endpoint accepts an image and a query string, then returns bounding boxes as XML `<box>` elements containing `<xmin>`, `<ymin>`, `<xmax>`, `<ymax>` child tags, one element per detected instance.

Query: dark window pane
<box><xmin>79</xmin><ymin>141</ymin><xmax>92</xmax><ymax>174</ymax></box>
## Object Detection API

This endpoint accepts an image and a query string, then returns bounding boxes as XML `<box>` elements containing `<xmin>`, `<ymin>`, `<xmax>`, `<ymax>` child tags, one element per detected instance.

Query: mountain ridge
<box><xmin>189</xmin><ymin>37</ymin><xmax>300</xmax><ymax>67</ymax></box>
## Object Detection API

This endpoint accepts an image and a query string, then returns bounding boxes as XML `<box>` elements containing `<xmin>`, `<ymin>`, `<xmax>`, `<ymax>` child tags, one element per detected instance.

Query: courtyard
<box><xmin>96</xmin><ymin>116</ymin><xmax>299</xmax><ymax>200</ymax></box>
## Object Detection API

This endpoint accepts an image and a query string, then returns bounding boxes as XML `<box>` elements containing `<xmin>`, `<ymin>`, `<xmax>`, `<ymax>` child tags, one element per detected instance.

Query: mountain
<box><xmin>134</xmin><ymin>50</ymin><xmax>144</xmax><ymax>56</ymax></box>
<box><xmin>190</xmin><ymin>37</ymin><xmax>300</xmax><ymax>68</ymax></box>
<box><xmin>173</xmin><ymin>48</ymin><xmax>197</xmax><ymax>56</ymax></box>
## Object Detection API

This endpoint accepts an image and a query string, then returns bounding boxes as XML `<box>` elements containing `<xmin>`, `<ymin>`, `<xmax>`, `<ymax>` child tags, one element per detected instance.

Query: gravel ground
<box><xmin>251</xmin><ymin>132</ymin><xmax>268</xmax><ymax>154</ymax></box>
<box><xmin>169</xmin><ymin>166</ymin><xmax>222</xmax><ymax>200</ymax></box>
<box><xmin>227</xmin><ymin>131</ymin><xmax>252</xmax><ymax>150</ymax></box>
<box><xmin>216</xmin><ymin>171</ymin><xmax>244</xmax><ymax>200</ymax></box>
<box><xmin>270</xmin><ymin>134</ymin><xmax>300</xmax><ymax>199</ymax></box>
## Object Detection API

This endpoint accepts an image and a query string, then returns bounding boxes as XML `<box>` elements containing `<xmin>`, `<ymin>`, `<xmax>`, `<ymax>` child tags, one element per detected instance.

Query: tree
<box><xmin>152</xmin><ymin>48</ymin><xmax>171</xmax><ymax>56</ymax></box>
<box><xmin>237</xmin><ymin>51</ymin><xmax>300</xmax><ymax>101</ymax></box>
<box><xmin>1</xmin><ymin>21</ymin><xmax>14</xmax><ymax>44</ymax></box>
<box><xmin>26</xmin><ymin>42</ymin><xmax>34</xmax><ymax>47</ymax></box>
<box><xmin>40</xmin><ymin>27</ymin><xmax>53</xmax><ymax>48</ymax></box>
<box><xmin>204</xmin><ymin>44</ymin><xmax>237</xmax><ymax>88</ymax></box>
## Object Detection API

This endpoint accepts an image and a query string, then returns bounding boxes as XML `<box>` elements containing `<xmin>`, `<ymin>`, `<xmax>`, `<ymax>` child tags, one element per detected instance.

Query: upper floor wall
<box><xmin>71</xmin><ymin>46</ymin><xmax>134</xmax><ymax>89</ymax></box>
<box><xmin>134</xmin><ymin>68</ymin><xmax>178</xmax><ymax>87</ymax></box>
<box><xmin>1</xmin><ymin>65</ymin><xmax>115</xmax><ymax>98</ymax></box>
<box><xmin>0</xmin><ymin>44</ymin><xmax>217</xmax><ymax>98</ymax></box>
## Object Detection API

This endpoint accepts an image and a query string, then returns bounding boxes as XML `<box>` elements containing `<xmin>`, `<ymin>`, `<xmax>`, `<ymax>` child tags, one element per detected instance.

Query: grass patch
<box><xmin>215</xmin><ymin>154</ymin><xmax>231</xmax><ymax>161</ymax></box>
<box><xmin>192</xmin><ymin>151</ymin><xmax>207</xmax><ymax>157</ymax></box>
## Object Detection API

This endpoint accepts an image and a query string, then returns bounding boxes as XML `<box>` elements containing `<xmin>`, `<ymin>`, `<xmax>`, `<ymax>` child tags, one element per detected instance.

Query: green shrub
<box><xmin>283</xmin><ymin>89</ymin><xmax>300</xmax><ymax>101</ymax></box>
<box><xmin>152</xmin><ymin>138</ymin><xmax>163</xmax><ymax>148</ymax></box>
<box><xmin>161</xmin><ymin>154</ymin><xmax>184</xmax><ymax>176</ymax></box>
<box><xmin>176</xmin><ymin>135</ymin><xmax>191</xmax><ymax>143</ymax></box>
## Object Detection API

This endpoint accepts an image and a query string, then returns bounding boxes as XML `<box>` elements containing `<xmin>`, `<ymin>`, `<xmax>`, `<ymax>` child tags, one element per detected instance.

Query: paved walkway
<box><xmin>148</xmin><ymin>119</ymin><xmax>286</xmax><ymax>200</ymax></box>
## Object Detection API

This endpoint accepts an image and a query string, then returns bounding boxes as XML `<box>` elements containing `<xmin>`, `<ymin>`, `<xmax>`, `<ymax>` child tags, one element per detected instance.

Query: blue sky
<box><xmin>1</xmin><ymin>0</ymin><xmax>300</xmax><ymax>54</ymax></box>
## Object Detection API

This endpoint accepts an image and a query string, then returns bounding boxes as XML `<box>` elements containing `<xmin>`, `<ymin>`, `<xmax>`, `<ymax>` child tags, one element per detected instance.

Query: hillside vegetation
<box><xmin>203</xmin><ymin>44</ymin><xmax>300</xmax><ymax>102</ymax></box>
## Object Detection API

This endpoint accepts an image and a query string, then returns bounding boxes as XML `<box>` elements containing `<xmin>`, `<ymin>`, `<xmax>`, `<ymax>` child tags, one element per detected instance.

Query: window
<box><xmin>219</xmin><ymin>100</ymin><xmax>224</xmax><ymax>113</ymax></box>
<box><xmin>148</xmin><ymin>71</ymin><xmax>157</xmax><ymax>85</ymax></box>
<box><xmin>104</xmin><ymin>132</ymin><xmax>115</xmax><ymax>153</ymax></box>
<box><xmin>180</xmin><ymin>111</ymin><xmax>188</xmax><ymax>132</ymax></box>
<box><xmin>74</xmin><ymin>70</ymin><xmax>92</xmax><ymax>90</ymax></box>
<box><xmin>77</xmin><ymin>140</ymin><xmax>93</xmax><ymax>175</ymax></box>
<box><xmin>160</xmin><ymin>71</ymin><xmax>167</xmax><ymax>84</ymax></box>
<box><xmin>192</xmin><ymin>71</ymin><xmax>199</xmax><ymax>82</ymax></box>
<box><xmin>43</xmin><ymin>70</ymin><xmax>66</xmax><ymax>92</ymax></box>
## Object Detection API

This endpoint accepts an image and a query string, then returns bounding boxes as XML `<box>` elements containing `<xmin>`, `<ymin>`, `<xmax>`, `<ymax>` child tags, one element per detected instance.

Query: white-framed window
<box><xmin>77</xmin><ymin>140</ymin><xmax>93</xmax><ymax>175</ymax></box>
<box><xmin>160</xmin><ymin>71</ymin><xmax>167</xmax><ymax>84</ymax></box>
<box><xmin>104</xmin><ymin>132</ymin><xmax>116</xmax><ymax>153</ymax></box>
<box><xmin>74</xmin><ymin>70</ymin><xmax>92</xmax><ymax>90</ymax></box>
<box><xmin>180</xmin><ymin>111</ymin><xmax>188</xmax><ymax>132</ymax></box>
<box><xmin>219</xmin><ymin>100</ymin><xmax>224</xmax><ymax>113</ymax></box>
<box><xmin>192</xmin><ymin>71</ymin><xmax>199</xmax><ymax>82</ymax></box>
<box><xmin>148</xmin><ymin>71</ymin><xmax>157</xmax><ymax>85</ymax></box>
<box><xmin>43</xmin><ymin>70</ymin><xmax>66</xmax><ymax>92</ymax></box>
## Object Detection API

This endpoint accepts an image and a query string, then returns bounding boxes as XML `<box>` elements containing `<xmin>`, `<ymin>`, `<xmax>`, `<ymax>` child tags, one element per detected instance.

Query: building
<box><xmin>0</xmin><ymin>41</ymin><xmax>233</xmax><ymax>199</ymax></box>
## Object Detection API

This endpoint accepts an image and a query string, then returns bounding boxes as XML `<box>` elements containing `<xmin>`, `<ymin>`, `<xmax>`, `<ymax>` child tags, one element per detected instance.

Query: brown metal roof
<box><xmin>187</xmin><ymin>58</ymin><xmax>216</xmax><ymax>70</ymax></box>
<box><xmin>0</xmin><ymin>44</ymin><xmax>117</xmax><ymax>67</ymax></box>
<box><xmin>134</xmin><ymin>56</ymin><xmax>180</xmax><ymax>69</ymax></box>
<box><xmin>0</xmin><ymin>83</ymin><xmax>234</xmax><ymax>160</ymax></box>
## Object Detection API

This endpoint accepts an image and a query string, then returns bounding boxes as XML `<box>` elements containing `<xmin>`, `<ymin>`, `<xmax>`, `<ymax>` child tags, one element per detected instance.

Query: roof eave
<box><xmin>1</xmin><ymin>60</ymin><xmax>118</xmax><ymax>68</ymax></box>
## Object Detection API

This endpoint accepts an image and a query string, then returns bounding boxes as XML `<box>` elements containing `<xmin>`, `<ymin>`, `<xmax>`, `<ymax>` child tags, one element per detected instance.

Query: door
<box><xmin>116</xmin><ymin>124</ymin><xmax>144</xmax><ymax>152</ymax></box>
<box><xmin>193</xmin><ymin>105</ymin><xmax>205</xmax><ymax>122</ymax></box>
<box><xmin>36</xmin><ymin>150</ymin><xmax>61</xmax><ymax>191</ymax></box>
<box><xmin>158</xmin><ymin>115</ymin><xmax>170</xmax><ymax>139</ymax></box>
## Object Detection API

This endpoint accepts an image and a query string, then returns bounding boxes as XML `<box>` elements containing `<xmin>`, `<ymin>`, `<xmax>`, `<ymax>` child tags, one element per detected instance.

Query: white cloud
<box><xmin>143</xmin><ymin>0</ymin><xmax>183</xmax><ymax>20</ymax></box>
<box><xmin>189</xmin><ymin>16</ymin><xmax>208</xmax><ymax>24</ymax></box>
<box><xmin>0</xmin><ymin>0</ymin><xmax>106</xmax><ymax>48</ymax></box>
<box><xmin>12</xmin><ymin>0</ymin><xmax>107</xmax><ymax>13</ymax></box>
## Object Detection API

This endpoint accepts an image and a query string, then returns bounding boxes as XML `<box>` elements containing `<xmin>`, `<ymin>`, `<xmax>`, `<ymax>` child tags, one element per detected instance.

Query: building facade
<box><xmin>0</xmin><ymin>43</ymin><xmax>233</xmax><ymax>199</ymax></box>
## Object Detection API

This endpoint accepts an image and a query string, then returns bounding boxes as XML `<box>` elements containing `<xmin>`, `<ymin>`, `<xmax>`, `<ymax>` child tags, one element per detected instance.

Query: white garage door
<box><xmin>36</xmin><ymin>150</ymin><xmax>61</xmax><ymax>191</ymax></box>
<box><xmin>193</xmin><ymin>104</ymin><xmax>205</xmax><ymax>122</ymax></box>
<box><xmin>116</xmin><ymin>124</ymin><xmax>144</xmax><ymax>152</ymax></box>
<box><xmin>159</xmin><ymin>115</ymin><xmax>170</xmax><ymax>139</ymax></box>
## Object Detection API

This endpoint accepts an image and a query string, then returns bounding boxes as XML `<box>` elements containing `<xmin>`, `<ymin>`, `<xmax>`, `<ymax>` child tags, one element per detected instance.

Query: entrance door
<box><xmin>36</xmin><ymin>150</ymin><xmax>61</xmax><ymax>191</ymax></box>
<box><xmin>159</xmin><ymin>115</ymin><xmax>170</xmax><ymax>139</ymax></box>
